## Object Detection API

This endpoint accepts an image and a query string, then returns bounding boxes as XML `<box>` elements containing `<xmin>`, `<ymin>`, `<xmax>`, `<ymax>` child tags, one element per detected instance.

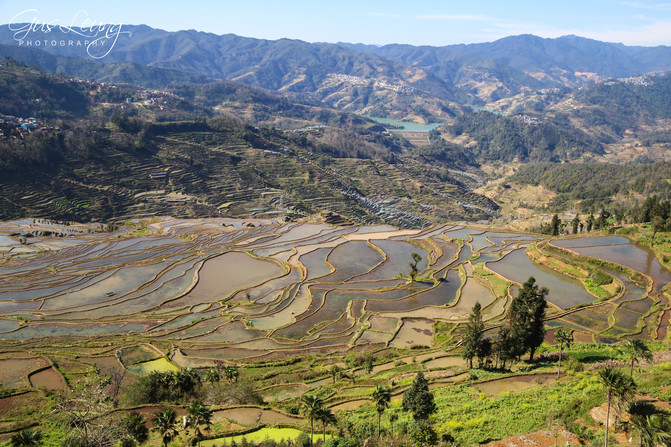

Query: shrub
<box><xmin>323</xmin><ymin>437</ymin><xmax>359</xmax><ymax>447</ymax></box>
<box><xmin>410</xmin><ymin>420</ymin><xmax>438</xmax><ymax>445</ymax></box>
<box><xmin>590</xmin><ymin>271</ymin><xmax>612</xmax><ymax>286</ymax></box>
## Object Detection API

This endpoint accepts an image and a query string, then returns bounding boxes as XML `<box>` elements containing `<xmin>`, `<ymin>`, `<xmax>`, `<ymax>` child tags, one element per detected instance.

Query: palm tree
<box><xmin>186</xmin><ymin>402</ymin><xmax>213</xmax><ymax>446</ymax></box>
<box><xmin>204</xmin><ymin>368</ymin><xmax>220</xmax><ymax>385</ymax></box>
<box><xmin>173</xmin><ymin>368</ymin><xmax>200</xmax><ymax>398</ymax></box>
<box><xmin>625</xmin><ymin>339</ymin><xmax>653</xmax><ymax>377</ymax></box>
<box><xmin>372</xmin><ymin>384</ymin><xmax>391</xmax><ymax>438</ymax></box>
<box><xmin>315</xmin><ymin>406</ymin><xmax>337</xmax><ymax>443</ymax></box>
<box><xmin>10</xmin><ymin>428</ymin><xmax>43</xmax><ymax>447</ymax></box>
<box><xmin>301</xmin><ymin>393</ymin><xmax>324</xmax><ymax>446</ymax></box>
<box><xmin>628</xmin><ymin>402</ymin><xmax>671</xmax><ymax>447</ymax></box>
<box><xmin>555</xmin><ymin>328</ymin><xmax>572</xmax><ymax>379</ymax></box>
<box><xmin>598</xmin><ymin>367</ymin><xmax>636</xmax><ymax>447</ymax></box>
<box><xmin>223</xmin><ymin>365</ymin><xmax>239</xmax><ymax>383</ymax></box>
<box><xmin>121</xmin><ymin>412</ymin><xmax>149</xmax><ymax>446</ymax></box>
<box><xmin>153</xmin><ymin>407</ymin><xmax>179</xmax><ymax>447</ymax></box>
<box><xmin>644</xmin><ymin>414</ymin><xmax>671</xmax><ymax>447</ymax></box>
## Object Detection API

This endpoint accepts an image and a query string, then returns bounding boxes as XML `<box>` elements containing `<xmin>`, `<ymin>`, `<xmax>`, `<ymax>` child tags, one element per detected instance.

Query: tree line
<box><xmin>462</xmin><ymin>276</ymin><xmax>548</xmax><ymax>369</ymax></box>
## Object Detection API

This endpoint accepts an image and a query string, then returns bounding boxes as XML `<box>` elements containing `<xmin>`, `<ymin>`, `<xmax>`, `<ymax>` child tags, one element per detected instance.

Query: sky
<box><xmin>2</xmin><ymin>0</ymin><xmax>671</xmax><ymax>47</ymax></box>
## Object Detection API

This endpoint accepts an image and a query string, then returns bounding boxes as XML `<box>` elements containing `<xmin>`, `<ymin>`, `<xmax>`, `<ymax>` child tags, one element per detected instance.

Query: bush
<box><xmin>296</xmin><ymin>433</ymin><xmax>311</xmax><ymax>447</ymax></box>
<box><xmin>410</xmin><ymin>420</ymin><xmax>438</xmax><ymax>445</ymax></box>
<box><xmin>590</xmin><ymin>271</ymin><xmax>612</xmax><ymax>286</ymax></box>
<box><xmin>323</xmin><ymin>437</ymin><xmax>359</xmax><ymax>447</ymax></box>
<box><xmin>205</xmin><ymin>381</ymin><xmax>264</xmax><ymax>406</ymax></box>
<box><xmin>564</xmin><ymin>356</ymin><xmax>585</xmax><ymax>372</ymax></box>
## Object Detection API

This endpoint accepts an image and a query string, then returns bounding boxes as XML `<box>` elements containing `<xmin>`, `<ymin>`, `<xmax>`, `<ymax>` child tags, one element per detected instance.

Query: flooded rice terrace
<box><xmin>0</xmin><ymin>217</ymin><xmax>669</xmax><ymax>362</ymax></box>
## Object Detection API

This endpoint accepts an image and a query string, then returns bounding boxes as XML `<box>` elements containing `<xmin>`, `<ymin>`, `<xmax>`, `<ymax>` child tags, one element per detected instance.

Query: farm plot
<box><xmin>0</xmin><ymin>218</ymin><xmax>667</xmax><ymax>368</ymax></box>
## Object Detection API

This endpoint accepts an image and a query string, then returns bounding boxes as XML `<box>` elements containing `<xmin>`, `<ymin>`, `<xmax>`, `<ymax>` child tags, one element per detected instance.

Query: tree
<box><xmin>175</xmin><ymin>368</ymin><xmax>201</xmax><ymax>398</ymax></box>
<box><xmin>408</xmin><ymin>252</ymin><xmax>422</xmax><ymax>281</ymax></box>
<box><xmin>625</xmin><ymin>339</ymin><xmax>653</xmax><ymax>377</ymax></box>
<box><xmin>462</xmin><ymin>302</ymin><xmax>485</xmax><ymax>368</ymax></box>
<box><xmin>55</xmin><ymin>373</ymin><xmax>113</xmax><ymax>446</ymax></box>
<box><xmin>555</xmin><ymin>328</ymin><xmax>572</xmax><ymax>379</ymax></box>
<box><xmin>653</xmin><ymin>216</ymin><xmax>665</xmax><ymax>245</ymax></box>
<box><xmin>204</xmin><ymin>368</ymin><xmax>220</xmax><ymax>385</ymax></box>
<box><xmin>641</xmin><ymin>414</ymin><xmax>671</xmax><ymax>447</ymax></box>
<box><xmin>586</xmin><ymin>214</ymin><xmax>595</xmax><ymax>232</ymax></box>
<box><xmin>572</xmin><ymin>214</ymin><xmax>580</xmax><ymax>234</ymax></box>
<box><xmin>551</xmin><ymin>214</ymin><xmax>561</xmax><ymax>236</ymax></box>
<box><xmin>315</xmin><ymin>406</ymin><xmax>337</xmax><ymax>443</ymax></box>
<box><xmin>477</xmin><ymin>338</ymin><xmax>492</xmax><ymax>368</ymax></box>
<box><xmin>105</xmin><ymin>368</ymin><xmax>126</xmax><ymax>408</ymax></box>
<box><xmin>302</xmin><ymin>393</ymin><xmax>324</xmax><ymax>446</ymax></box>
<box><xmin>494</xmin><ymin>325</ymin><xmax>517</xmax><ymax>370</ymax></box>
<box><xmin>329</xmin><ymin>365</ymin><xmax>342</xmax><ymax>384</ymax></box>
<box><xmin>598</xmin><ymin>367</ymin><xmax>636</xmax><ymax>447</ymax></box>
<box><xmin>10</xmin><ymin>429</ymin><xmax>42</xmax><ymax>447</ymax></box>
<box><xmin>372</xmin><ymin>385</ymin><xmax>391</xmax><ymax>438</ymax></box>
<box><xmin>410</xmin><ymin>420</ymin><xmax>439</xmax><ymax>445</ymax></box>
<box><xmin>222</xmin><ymin>365</ymin><xmax>239</xmax><ymax>383</ymax></box>
<box><xmin>120</xmin><ymin>412</ymin><xmax>149</xmax><ymax>447</ymax></box>
<box><xmin>508</xmin><ymin>277</ymin><xmax>548</xmax><ymax>361</ymax></box>
<box><xmin>596</xmin><ymin>208</ymin><xmax>610</xmax><ymax>230</ymax></box>
<box><xmin>364</xmin><ymin>357</ymin><xmax>374</xmax><ymax>374</ymax></box>
<box><xmin>186</xmin><ymin>402</ymin><xmax>213</xmax><ymax>446</ymax></box>
<box><xmin>628</xmin><ymin>401</ymin><xmax>671</xmax><ymax>447</ymax></box>
<box><xmin>153</xmin><ymin>407</ymin><xmax>179</xmax><ymax>447</ymax></box>
<box><xmin>402</xmin><ymin>372</ymin><xmax>436</xmax><ymax>421</ymax></box>
<box><xmin>389</xmin><ymin>413</ymin><xmax>398</xmax><ymax>438</ymax></box>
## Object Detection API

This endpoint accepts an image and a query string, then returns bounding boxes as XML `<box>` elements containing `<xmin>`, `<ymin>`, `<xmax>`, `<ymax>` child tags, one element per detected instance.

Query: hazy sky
<box><xmin>2</xmin><ymin>0</ymin><xmax>671</xmax><ymax>46</ymax></box>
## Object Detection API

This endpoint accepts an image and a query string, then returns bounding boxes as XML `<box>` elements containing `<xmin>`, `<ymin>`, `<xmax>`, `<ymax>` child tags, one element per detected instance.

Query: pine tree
<box><xmin>462</xmin><ymin>302</ymin><xmax>485</xmax><ymax>369</ymax></box>
<box><xmin>507</xmin><ymin>277</ymin><xmax>548</xmax><ymax>361</ymax></box>
<box><xmin>572</xmin><ymin>214</ymin><xmax>580</xmax><ymax>234</ymax></box>
<box><xmin>586</xmin><ymin>214</ymin><xmax>595</xmax><ymax>232</ymax></box>
<box><xmin>551</xmin><ymin>214</ymin><xmax>561</xmax><ymax>236</ymax></box>
<box><xmin>402</xmin><ymin>372</ymin><xmax>436</xmax><ymax>421</ymax></box>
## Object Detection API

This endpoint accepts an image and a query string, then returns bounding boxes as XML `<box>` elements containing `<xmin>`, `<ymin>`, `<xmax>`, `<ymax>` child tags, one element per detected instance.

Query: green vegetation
<box><xmin>451</xmin><ymin>111</ymin><xmax>603</xmax><ymax>162</ymax></box>
<box><xmin>461</xmin><ymin>302</ymin><xmax>488</xmax><ymax>369</ymax></box>
<box><xmin>5</xmin><ymin>23</ymin><xmax>671</xmax><ymax>447</ymax></box>
<box><xmin>512</xmin><ymin>162</ymin><xmax>671</xmax><ymax>214</ymax></box>
<box><xmin>499</xmin><ymin>277</ymin><xmax>548</xmax><ymax>363</ymax></box>
<box><xmin>402</xmin><ymin>372</ymin><xmax>436</xmax><ymax>421</ymax></box>
<box><xmin>200</xmin><ymin>428</ymin><xmax>312</xmax><ymax>446</ymax></box>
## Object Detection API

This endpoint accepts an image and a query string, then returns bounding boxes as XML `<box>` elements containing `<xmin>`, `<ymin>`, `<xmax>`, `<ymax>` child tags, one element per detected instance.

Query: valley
<box><xmin>1</xmin><ymin>218</ymin><xmax>670</xmax><ymax>445</ymax></box>
<box><xmin>1</xmin><ymin>18</ymin><xmax>671</xmax><ymax>447</ymax></box>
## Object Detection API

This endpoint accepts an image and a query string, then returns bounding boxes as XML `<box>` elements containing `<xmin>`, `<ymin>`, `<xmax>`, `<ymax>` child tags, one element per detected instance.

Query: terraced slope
<box><xmin>1</xmin><ymin>219</ymin><xmax>667</xmax><ymax>365</ymax></box>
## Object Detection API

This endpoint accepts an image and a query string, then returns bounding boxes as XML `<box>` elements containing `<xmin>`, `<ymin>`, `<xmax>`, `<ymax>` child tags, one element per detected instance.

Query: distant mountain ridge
<box><xmin>0</xmin><ymin>25</ymin><xmax>464</xmax><ymax>120</ymax></box>
<box><xmin>340</xmin><ymin>35</ymin><xmax>671</xmax><ymax>100</ymax></box>
<box><xmin>2</xmin><ymin>24</ymin><xmax>671</xmax><ymax>116</ymax></box>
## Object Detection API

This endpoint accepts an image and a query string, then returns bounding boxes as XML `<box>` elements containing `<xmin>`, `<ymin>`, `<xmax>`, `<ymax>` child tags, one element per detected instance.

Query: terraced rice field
<box><xmin>0</xmin><ymin>218</ymin><xmax>669</xmax><ymax>383</ymax></box>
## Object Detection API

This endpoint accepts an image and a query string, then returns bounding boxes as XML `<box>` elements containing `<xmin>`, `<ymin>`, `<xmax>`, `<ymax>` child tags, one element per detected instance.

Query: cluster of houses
<box><xmin>136</xmin><ymin>89</ymin><xmax>178</xmax><ymax>108</ymax></box>
<box><xmin>291</xmin><ymin>124</ymin><xmax>329</xmax><ymax>133</ymax></box>
<box><xmin>0</xmin><ymin>115</ymin><xmax>60</xmax><ymax>140</ymax></box>
<box><xmin>330</xmin><ymin>73</ymin><xmax>416</xmax><ymax>94</ymax></box>
<box><xmin>513</xmin><ymin>114</ymin><xmax>542</xmax><ymax>126</ymax></box>
<box><xmin>619</xmin><ymin>75</ymin><xmax>653</xmax><ymax>87</ymax></box>
<box><xmin>70</xmin><ymin>76</ymin><xmax>178</xmax><ymax>109</ymax></box>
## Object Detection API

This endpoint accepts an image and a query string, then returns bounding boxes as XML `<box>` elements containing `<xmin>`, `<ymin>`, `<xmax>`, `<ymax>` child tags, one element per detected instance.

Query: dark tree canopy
<box><xmin>462</xmin><ymin>302</ymin><xmax>486</xmax><ymax>368</ymax></box>
<box><xmin>402</xmin><ymin>372</ymin><xmax>437</xmax><ymax>421</ymax></box>
<box><xmin>509</xmin><ymin>277</ymin><xmax>548</xmax><ymax>361</ymax></box>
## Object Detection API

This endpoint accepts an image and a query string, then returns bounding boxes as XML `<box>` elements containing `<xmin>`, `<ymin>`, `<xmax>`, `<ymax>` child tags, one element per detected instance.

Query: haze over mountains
<box><xmin>2</xmin><ymin>24</ymin><xmax>671</xmax><ymax>116</ymax></box>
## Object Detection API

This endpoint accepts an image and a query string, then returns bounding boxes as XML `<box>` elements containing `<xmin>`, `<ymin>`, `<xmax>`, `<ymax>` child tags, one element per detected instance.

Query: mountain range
<box><xmin>2</xmin><ymin>25</ymin><xmax>671</xmax><ymax>226</ymax></box>
<box><xmin>3</xmin><ymin>25</ymin><xmax>671</xmax><ymax>118</ymax></box>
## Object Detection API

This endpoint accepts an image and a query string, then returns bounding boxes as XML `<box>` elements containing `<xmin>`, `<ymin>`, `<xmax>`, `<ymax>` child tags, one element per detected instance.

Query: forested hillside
<box><xmin>449</xmin><ymin>111</ymin><xmax>603</xmax><ymax>162</ymax></box>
